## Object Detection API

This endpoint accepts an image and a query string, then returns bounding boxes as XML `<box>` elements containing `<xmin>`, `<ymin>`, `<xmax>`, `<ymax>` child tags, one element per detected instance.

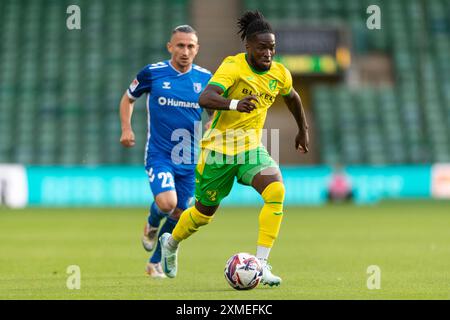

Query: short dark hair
<box><xmin>172</xmin><ymin>24</ymin><xmax>197</xmax><ymax>35</ymax></box>
<box><xmin>237</xmin><ymin>10</ymin><xmax>273</xmax><ymax>42</ymax></box>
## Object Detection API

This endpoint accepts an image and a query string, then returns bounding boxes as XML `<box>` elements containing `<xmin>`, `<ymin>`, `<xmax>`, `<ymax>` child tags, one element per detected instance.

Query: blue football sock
<box><xmin>148</xmin><ymin>201</ymin><xmax>170</xmax><ymax>228</ymax></box>
<box><xmin>150</xmin><ymin>217</ymin><xmax>178</xmax><ymax>264</ymax></box>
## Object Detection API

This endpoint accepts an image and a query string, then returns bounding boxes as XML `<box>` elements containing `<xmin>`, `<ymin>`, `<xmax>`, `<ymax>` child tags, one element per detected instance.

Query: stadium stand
<box><xmin>0</xmin><ymin>0</ymin><xmax>449</xmax><ymax>165</ymax></box>
<box><xmin>244</xmin><ymin>0</ymin><xmax>450</xmax><ymax>165</ymax></box>
<box><xmin>0</xmin><ymin>0</ymin><xmax>190</xmax><ymax>165</ymax></box>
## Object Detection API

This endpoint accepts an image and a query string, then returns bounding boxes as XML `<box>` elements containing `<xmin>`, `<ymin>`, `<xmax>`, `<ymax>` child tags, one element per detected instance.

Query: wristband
<box><xmin>229</xmin><ymin>99</ymin><xmax>239</xmax><ymax>110</ymax></box>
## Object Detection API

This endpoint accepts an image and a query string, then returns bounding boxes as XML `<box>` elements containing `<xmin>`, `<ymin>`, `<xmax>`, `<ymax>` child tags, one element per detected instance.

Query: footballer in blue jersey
<box><xmin>119</xmin><ymin>25</ymin><xmax>212</xmax><ymax>278</ymax></box>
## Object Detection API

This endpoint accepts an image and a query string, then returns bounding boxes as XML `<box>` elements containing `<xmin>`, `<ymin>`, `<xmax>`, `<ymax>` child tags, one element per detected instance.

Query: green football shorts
<box><xmin>195</xmin><ymin>146</ymin><xmax>279</xmax><ymax>206</ymax></box>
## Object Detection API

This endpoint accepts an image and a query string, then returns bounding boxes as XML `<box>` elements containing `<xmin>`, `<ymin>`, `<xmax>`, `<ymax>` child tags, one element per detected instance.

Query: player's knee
<box><xmin>261</xmin><ymin>181</ymin><xmax>285</xmax><ymax>204</ymax></box>
<box><xmin>155</xmin><ymin>196</ymin><xmax>177</xmax><ymax>213</ymax></box>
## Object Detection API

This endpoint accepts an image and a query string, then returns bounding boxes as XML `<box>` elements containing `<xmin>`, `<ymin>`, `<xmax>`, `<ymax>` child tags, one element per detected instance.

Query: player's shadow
<box><xmin>191</xmin><ymin>286</ymin><xmax>273</xmax><ymax>293</ymax></box>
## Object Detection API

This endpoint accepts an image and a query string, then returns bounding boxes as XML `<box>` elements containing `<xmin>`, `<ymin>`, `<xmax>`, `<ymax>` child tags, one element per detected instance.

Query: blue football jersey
<box><xmin>127</xmin><ymin>61</ymin><xmax>212</xmax><ymax>167</ymax></box>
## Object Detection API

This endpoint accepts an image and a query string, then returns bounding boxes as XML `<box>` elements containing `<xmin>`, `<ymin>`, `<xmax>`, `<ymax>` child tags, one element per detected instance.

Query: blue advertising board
<box><xmin>25</xmin><ymin>165</ymin><xmax>432</xmax><ymax>206</ymax></box>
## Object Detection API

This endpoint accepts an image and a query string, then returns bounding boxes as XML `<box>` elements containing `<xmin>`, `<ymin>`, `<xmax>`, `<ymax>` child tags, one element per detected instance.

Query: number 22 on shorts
<box><xmin>158</xmin><ymin>172</ymin><xmax>174</xmax><ymax>188</ymax></box>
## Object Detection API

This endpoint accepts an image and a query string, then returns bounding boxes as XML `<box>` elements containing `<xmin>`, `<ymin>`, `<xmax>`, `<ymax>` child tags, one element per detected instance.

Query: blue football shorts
<box><xmin>145</xmin><ymin>159</ymin><xmax>195</xmax><ymax>211</ymax></box>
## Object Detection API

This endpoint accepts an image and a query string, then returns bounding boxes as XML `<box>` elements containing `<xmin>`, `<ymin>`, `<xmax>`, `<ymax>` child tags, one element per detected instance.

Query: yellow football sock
<box><xmin>257</xmin><ymin>181</ymin><xmax>285</xmax><ymax>248</ymax></box>
<box><xmin>172</xmin><ymin>206</ymin><xmax>213</xmax><ymax>242</ymax></box>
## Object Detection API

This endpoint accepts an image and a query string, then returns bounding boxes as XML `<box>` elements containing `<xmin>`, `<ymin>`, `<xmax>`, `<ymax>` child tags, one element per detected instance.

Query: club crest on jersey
<box><xmin>129</xmin><ymin>78</ymin><xmax>139</xmax><ymax>92</ymax></box>
<box><xmin>206</xmin><ymin>190</ymin><xmax>217</xmax><ymax>202</ymax></box>
<box><xmin>269</xmin><ymin>79</ymin><xmax>278</xmax><ymax>91</ymax></box>
<box><xmin>162</xmin><ymin>82</ymin><xmax>171</xmax><ymax>89</ymax></box>
<box><xmin>193</xmin><ymin>82</ymin><xmax>202</xmax><ymax>93</ymax></box>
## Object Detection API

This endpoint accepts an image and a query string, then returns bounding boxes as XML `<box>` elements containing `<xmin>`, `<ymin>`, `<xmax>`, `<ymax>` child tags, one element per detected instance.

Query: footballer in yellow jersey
<box><xmin>202</xmin><ymin>52</ymin><xmax>293</xmax><ymax>155</ymax></box>
<box><xmin>160</xmin><ymin>11</ymin><xmax>309</xmax><ymax>287</ymax></box>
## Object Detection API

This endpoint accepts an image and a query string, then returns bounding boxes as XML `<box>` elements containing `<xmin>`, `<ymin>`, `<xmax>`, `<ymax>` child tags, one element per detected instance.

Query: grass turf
<box><xmin>0</xmin><ymin>201</ymin><xmax>449</xmax><ymax>300</ymax></box>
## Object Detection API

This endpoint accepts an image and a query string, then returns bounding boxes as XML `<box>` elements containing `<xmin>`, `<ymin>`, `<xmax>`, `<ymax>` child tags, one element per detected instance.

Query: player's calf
<box><xmin>171</xmin><ymin>205</ymin><xmax>214</xmax><ymax>242</ymax></box>
<box><xmin>256</xmin><ymin>181</ymin><xmax>285</xmax><ymax>287</ymax></box>
<box><xmin>257</xmin><ymin>181</ymin><xmax>285</xmax><ymax>249</ymax></box>
<box><xmin>143</xmin><ymin>200</ymin><xmax>176</xmax><ymax>252</ymax></box>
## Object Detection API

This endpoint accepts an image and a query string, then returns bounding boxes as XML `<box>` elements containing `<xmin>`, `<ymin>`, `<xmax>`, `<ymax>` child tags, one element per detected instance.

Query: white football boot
<box><xmin>160</xmin><ymin>233</ymin><xmax>178</xmax><ymax>278</ymax></box>
<box><xmin>261</xmin><ymin>263</ymin><xmax>282</xmax><ymax>287</ymax></box>
<box><xmin>142</xmin><ymin>223</ymin><xmax>158</xmax><ymax>252</ymax></box>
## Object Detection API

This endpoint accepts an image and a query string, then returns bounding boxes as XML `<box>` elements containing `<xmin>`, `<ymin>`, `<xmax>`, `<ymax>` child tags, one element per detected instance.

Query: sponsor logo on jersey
<box><xmin>162</xmin><ymin>82</ymin><xmax>171</xmax><ymax>89</ymax></box>
<box><xmin>241</xmin><ymin>88</ymin><xmax>275</xmax><ymax>102</ymax></box>
<box><xmin>158</xmin><ymin>96</ymin><xmax>200</xmax><ymax>109</ymax></box>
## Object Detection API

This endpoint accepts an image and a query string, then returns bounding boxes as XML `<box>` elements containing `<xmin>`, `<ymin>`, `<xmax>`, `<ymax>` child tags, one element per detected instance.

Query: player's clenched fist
<box><xmin>120</xmin><ymin>129</ymin><xmax>136</xmax><ymax>147</ymax></box>
<box><xmin>237</xmin><ymin>95</ymin><xmax>259</xmax><ymax>113</ymax></box>
<box><xmin>295</xmin><ymin>128</ymin><xmax>309</xmax><ymax>153</ymax></box>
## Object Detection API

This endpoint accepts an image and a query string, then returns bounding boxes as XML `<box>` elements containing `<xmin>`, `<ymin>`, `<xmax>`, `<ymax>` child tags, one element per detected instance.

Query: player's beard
<box><xmin>250</xmin><ymin>53</ymin><xmax>271</xmax><ymax>72</ymax></box>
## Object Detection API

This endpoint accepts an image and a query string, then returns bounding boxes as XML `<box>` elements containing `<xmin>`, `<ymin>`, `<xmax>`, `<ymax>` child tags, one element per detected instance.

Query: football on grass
<box><xmin>224</xmin><ymin>253</ymin><xmax>263</xmax><ymax>290</ymax></box>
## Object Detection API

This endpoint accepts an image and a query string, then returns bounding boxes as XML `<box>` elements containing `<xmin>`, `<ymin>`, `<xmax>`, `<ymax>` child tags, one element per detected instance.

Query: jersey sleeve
<box><xmin>208</xmin><ymin>57</ymin><xmax>239</xmax><ymax>95</ymax></box>
<box><xmin>127</xmin><ymin>65</ymin><xmax>152</xmax><ymax>100</ymax></box>
<box><xmin>280</xmin><ymin>66</ymin><xmax>293</xmax><ymax>96</ymax></box>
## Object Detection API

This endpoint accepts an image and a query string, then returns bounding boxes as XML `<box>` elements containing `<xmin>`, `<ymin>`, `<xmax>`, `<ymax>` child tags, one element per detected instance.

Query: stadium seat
<box><xmin>0</xmin><ymin>0</ymin><xmax>189</xmax><ymax>165</ymax></box>
<box><xmin>243</xmin><ymin>0</ymin><xmax>450</xmax><ymax>164</ymax></box>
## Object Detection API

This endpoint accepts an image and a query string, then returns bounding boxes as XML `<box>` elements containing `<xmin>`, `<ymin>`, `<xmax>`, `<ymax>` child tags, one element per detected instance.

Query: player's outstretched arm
<box><xmin>199</xmin><ymin>84</ymin><xmax>258</xmax><ymax>113</ymax></box>
<box><xmin>282</xmin><ymin>89</ymin><xmax>309</xmax><ymax>153</ymax></box>
<box><xmin>119</xmin><ymin>92</ymin><xmax>136</xmax><ymax>148</ymax></box>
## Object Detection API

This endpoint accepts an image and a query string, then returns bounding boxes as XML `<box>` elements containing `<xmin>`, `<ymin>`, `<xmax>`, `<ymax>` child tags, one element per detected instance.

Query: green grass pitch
<box><xmin>0</xmin><ymin>201</ymin><xmax>449</xmax><ymax>300</ymax></box>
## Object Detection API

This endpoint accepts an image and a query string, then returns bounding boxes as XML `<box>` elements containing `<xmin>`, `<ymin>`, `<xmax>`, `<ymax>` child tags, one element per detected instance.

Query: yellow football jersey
<box><xmin>202</xmin><ymin>53</ymin><xmax>293</xmax><ymax>155</ymax></box>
